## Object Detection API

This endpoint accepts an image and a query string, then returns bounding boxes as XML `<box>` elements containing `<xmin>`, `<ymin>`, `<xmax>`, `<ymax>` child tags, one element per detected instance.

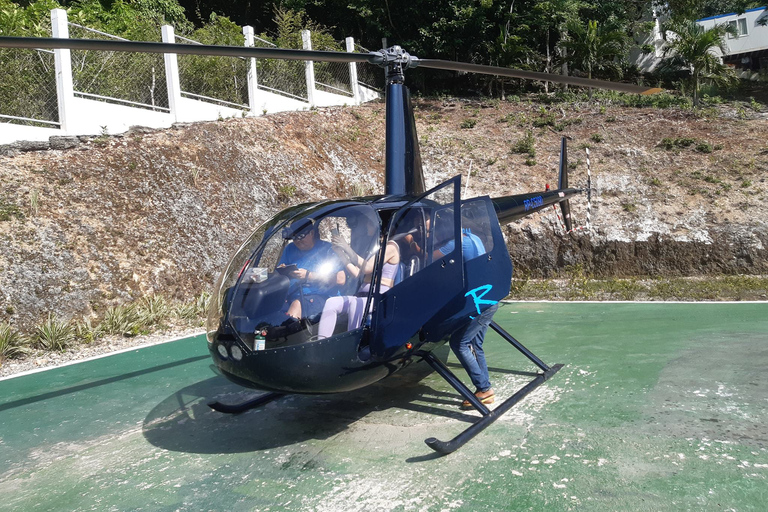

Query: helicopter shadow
<box><xmin>142</xmin><ymin>358</ymin><xmax>475</xmax><ymax>455</ymax></box>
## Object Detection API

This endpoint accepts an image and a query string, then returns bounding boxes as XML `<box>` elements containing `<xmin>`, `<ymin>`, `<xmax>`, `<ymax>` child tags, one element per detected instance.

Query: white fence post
<box><xmin>243</xmin><ymin>25</ymin><xmax>259</xmax><ymax>116</ymax></box>
<box><xmin>162</xmin><ymin>25</ymin><xmax>182</xmax><ymax>122</ymax></box>
<box><xmin>346</xmin><ymin>37</ymin><xmax>360</xmax><ymax>105</ymax></box>
<box><xmin>302</xmin><ymin>30</ymin><xmax>316</xmax><ymax>108</ymax></box>
<box><xmin>51</xmin><ymin>8</ymin><xmax>74</xmax><ymax>133</ymax></box>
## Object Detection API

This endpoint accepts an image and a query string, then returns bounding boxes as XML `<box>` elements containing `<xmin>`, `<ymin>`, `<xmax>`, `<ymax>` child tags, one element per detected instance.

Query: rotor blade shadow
<box><xmin>0</xmin><ymin>355</ymin><xmax>208</xmax><ymax>413</ymax></box>
<box><xmin>143</xmin><ymin>372</ymin><xmax>469</xmax><ymax>454</ymax></box>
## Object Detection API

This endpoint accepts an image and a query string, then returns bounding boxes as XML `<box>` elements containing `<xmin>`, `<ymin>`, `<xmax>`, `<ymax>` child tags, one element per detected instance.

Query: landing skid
<box><xmin>208</xmin><ymin>392</ymin><xmax>284</xmax><ymax>414</ymax></box>
<box><xmin>420</xmin><ymin>321</ymin><xmax>563</xmax><ymax>455</ymax></box>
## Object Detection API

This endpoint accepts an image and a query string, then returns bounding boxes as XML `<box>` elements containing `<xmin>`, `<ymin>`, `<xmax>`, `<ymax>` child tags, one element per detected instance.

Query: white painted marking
<box><xmin>0</xmin><ymin>330</ymin><xmax>205</xmax><ymax>382</ymax></box>
<box><xmin>500</xmin><ymin>300</ymin><xmax>768</xmax><ymax>304</ymax></box>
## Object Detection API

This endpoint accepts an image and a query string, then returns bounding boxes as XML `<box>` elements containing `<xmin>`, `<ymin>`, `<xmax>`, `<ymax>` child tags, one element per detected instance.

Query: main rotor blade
<box><xmin>416</xmin><ymin>59</ymin><xmax>662</xmax><ymax>95</ymax></box>
<box><xmin>0</xmin><ymin>36</ymin><xmax>375</xmax><ymax>64</ymax></box>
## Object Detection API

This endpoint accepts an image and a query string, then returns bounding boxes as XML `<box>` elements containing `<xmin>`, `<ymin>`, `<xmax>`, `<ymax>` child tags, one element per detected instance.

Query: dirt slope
<box><xmin>1</xmin><ymin>97</ymin><xmax>766</xmax><ymax>329</ymax></box>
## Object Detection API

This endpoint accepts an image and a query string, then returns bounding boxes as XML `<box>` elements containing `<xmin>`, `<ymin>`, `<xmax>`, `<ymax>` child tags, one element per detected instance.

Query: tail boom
<box><xmin>491</xmin><ymin>188</ymin><xmax>581</xmax><ymax>225</ymax></box>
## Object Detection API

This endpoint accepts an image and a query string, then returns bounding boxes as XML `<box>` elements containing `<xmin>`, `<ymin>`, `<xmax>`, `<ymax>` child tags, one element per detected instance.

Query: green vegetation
<box><xmin>35</xmin><ymin>313</ymin><xmax>76</xmax><ymax>351</ymax></box>
<box><xmin>658</xmin><ymin>19</ymin><xmax>737</xmax><ymax>107</ymax></box>
<box><xmin>278</xmin><ymin>184</ymin><xmax>297</xmax><ymax>201</ymax></box>
<box><xmin>511</xmin><ymin>130</ymin><xmax>536</xmax><ymax>158</ymax></box>
<box><xmin>460</xmin><ymin>118</ymin><xmax>477</xmax><ymax>129</ymax></box>
<box><xmin>559</xmin><ymin>19</ymin><xmax>630</xmax><ymax>95</ymax></box>
<box><xmin>2</xmin><ymin>0</ymin><xmax>762</xmax><ymax>107</ymax></box>
<box><xmin>510</xmin><ymin>275</ymin><xmax>768</xmax><ymax>302</ymax></box>
<box><xmin>0</xmin><ymin>198</ymin><xmax>25</xmax><ymax>221</ymax></box>
<box><xmin>0</xmin><ymin>292</ymin><xmax>211</xmax><ymax>364</ymax></box>
<box><xmin>660</xmin><ymin>137</ymin><xmax>696</xmax><ymax>149</ymax></box>
<box><xmin>0</xmin><ymin>321</ymin><xmax>30</xmax><ymax>363</ymax></box>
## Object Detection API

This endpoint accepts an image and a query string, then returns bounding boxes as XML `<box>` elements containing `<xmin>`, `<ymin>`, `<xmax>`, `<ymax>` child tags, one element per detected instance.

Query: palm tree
<box><xmin>559</xmin><ymin>19</ymin><xmax>629</xmax><ymax>97</ymax></box>
<box><xmin>659</xmin><ymin>19</ymin><xmax>737</xmax><ymax>107</ymax></box>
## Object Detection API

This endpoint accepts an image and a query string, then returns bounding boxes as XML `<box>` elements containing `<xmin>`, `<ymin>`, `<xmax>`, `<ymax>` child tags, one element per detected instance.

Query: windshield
<box><xmin>209</xmin><ymin>203</ymin><xmax>383</xmax><ymax>353</ymax></box>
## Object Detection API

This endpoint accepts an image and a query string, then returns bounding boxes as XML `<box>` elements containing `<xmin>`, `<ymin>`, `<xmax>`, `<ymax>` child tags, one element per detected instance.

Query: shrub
<box><xmin>660</xmin><ymin>137</ymin><xmax>696</xmax><ymax>150</ymax></box>
<box><xmin>512</xmin><ymin>130</ymin><xmax>536</xmax><ymax>157</ymax></box>
<box><xmin>100</xmin><ymin>304</ymin><xmax>144</xmax><ymax>337</ymax></box>
<box><xmin>35</xmin><ymin>314</ymin><xmax>76</xmax><ymax>351</ymax></box>
<box><xmin>0</xmin><ymin>322</ymin><xmax>30</xmax><ymax>362</ymax></box>
<box><xmin>460</xmin><ymin>118</ymin><xmax>477</xmax><ymax>129</ymax></box>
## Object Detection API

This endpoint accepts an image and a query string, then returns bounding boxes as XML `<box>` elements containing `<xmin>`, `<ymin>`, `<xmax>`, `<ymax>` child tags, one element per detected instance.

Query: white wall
<box><xmin>0</xmin><ymin>122</ymin><xmax>60</xmax><ymax>143</ymax></box>
<box><xmin>67</xmin><ymin>96</ymin><xmax>174</xmax><ymax>136</ymax></box>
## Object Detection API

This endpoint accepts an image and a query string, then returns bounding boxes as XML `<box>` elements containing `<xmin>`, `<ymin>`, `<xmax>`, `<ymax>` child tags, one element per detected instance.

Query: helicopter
<box><xmin>0</xmin><ymin>35</ymin><xmax>660</xmax><ymax>454</ymax></box>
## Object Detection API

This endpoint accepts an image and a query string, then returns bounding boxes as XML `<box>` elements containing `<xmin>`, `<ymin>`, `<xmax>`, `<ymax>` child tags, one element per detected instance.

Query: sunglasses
<box><xmin>293</xmin><ymin>230</ymin><xmax>311</xmax><ymax>240</ymax></box>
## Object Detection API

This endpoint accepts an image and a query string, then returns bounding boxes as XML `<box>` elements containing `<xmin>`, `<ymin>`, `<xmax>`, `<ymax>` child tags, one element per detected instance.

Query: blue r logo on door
<box><xmin>465</xmin><ymin>284</ymin><xmax>498</xmax><ymax>318</ymax></box>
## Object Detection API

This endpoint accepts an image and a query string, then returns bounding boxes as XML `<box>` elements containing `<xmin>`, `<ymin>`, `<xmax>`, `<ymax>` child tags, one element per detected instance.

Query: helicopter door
<box><xmin>370</xmin><ymin>176</ymin><xmax>462</xmax><ymax>360</ymax></box>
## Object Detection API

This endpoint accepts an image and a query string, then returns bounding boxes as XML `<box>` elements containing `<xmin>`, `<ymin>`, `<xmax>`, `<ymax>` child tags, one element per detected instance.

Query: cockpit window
<box><xmin>210</xmin><ymin>203</ymin><xmax>384</xmax><ymax>353</ymax></box>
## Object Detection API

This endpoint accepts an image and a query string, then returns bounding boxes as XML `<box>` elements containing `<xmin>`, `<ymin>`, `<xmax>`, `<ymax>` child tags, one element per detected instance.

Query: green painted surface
<box><xmin>1</xmin><ymin>303</ymin><xmax>767</xmax><ymax>511</ymax></box>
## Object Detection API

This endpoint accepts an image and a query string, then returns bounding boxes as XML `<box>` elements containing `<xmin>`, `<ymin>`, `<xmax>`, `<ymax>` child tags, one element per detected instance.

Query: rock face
<box><xmin>507</xmin><ymin>227</ymin><xmax>768</xmax><ymax>278</ymax></box>
<box><xmin>0</xmin><ymin>98</ymin><xmax>766</xmax><ymax>328</ymax></box>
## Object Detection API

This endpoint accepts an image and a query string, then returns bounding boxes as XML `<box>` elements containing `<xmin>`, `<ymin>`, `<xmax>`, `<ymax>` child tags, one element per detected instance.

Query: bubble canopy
<box><xmin>207</xmin><ymin>201</ymin><xmax>383</xmax><ymax>354</ymax></box>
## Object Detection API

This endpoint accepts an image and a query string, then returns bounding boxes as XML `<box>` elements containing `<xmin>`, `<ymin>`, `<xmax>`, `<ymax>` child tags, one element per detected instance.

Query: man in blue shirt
<box><xmin>437</xmin><ymin>227</ymin><xmax>498</xmax><ymax>408</ymax></box>
<box><xmin>277</xmin><ymin>221</ymin><xmax>345</xmax><ymax>319</ymax></box>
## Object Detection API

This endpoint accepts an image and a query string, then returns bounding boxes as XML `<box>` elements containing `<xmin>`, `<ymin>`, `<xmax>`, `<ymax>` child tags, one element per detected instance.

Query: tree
<box><xmin>659</xmin><ymin>19</ymin><xmax>737</xmax><ymax>106</ymax></box>
<box><xmin>559</xmin><ymin>18</ymin><xmax>629</xmax><ymax>97</ymax></box>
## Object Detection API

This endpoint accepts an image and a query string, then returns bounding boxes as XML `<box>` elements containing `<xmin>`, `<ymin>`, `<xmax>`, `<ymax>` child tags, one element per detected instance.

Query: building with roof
<box><xmin>696</xmin><ymin>6</ymin><xmax>768</xmax><ymax>77</ymax></box>
<box><xmin>631</xmin><ymin>6</ymin><xmax>768</xmax><ymax>79</ymax></box>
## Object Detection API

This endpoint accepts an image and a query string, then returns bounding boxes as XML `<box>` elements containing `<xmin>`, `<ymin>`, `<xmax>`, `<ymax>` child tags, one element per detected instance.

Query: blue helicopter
<box><xmin>0</xmin><ymin>36</ymin><xmax>660</xmax><ymax>453</ymax></box>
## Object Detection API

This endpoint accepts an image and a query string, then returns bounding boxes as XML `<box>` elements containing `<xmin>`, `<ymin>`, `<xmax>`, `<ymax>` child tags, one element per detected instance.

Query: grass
<box><xmin>509</xmin><ymin>275</ymin><xmax>768</xmax><ymax>301</ymax></box>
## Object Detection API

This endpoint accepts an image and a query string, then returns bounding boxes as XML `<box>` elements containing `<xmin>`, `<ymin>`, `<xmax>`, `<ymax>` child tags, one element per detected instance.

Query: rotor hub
<box><xmin>371</xmin><ymin>46</ymin><xmax>419</xmax><ymax>84</ymax></box>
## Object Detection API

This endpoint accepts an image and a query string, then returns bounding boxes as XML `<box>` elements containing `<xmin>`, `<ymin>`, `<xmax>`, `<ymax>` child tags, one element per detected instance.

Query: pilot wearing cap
<box><xmin>277</xmin><ymin>219</ymin><xmax>346</xmax><ymax>320</ymax></box>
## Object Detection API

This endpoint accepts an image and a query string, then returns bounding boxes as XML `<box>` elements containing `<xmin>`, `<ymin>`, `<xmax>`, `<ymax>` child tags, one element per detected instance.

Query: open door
<box><xmin>369</xmin><ymin>176</ymin><xmax>462</xmax><ymax>360</ymax></box>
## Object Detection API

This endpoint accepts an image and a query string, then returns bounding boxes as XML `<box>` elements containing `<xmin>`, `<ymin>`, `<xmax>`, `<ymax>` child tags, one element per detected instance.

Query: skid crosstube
<box><xmin>420</xmin><ymin>320</ymin><xmax>563</xmax><ymax>455</ymax></box>
<box><xmin>208</xmin><ymin>392</ymin><xmax>284</xmax><ymax>414</ymax></box>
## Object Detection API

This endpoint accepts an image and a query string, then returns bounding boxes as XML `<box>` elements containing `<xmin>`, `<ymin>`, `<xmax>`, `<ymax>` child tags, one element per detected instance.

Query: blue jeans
<box><xmin>449</xmin><ymin>303</ymin><xmax>498</xmax><ymax>392</ymax></box>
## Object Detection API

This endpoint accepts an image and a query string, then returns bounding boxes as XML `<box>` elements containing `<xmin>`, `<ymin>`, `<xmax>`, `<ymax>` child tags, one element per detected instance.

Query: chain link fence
<box><xmin>0</xmin><ymin>15</ymin><xmax>59</xmax><ymax>126</ymax></box>
<box><xmin>313</xmin><ymin>40</ymin><xmax>353</xmax><ymax>98</ymax></box>
<box><xmin>69</xmin><ymin>23</ymin><xmax>169</xmax><ymax>111</ymax></box>
<box><xmin>175</xmin><ymin>34</ymin><xmax>249</xmax><ymax>108</ymax></box>
<box><xmin>355</xmin><ymin>43</ymin><xmax>385</xmax><ymax>92</ymax></box>
<box><xmin>253</xmin><ymin>36</ymin><xmax>308</xmax><ymax>102</ymax></box>
<box><xmin>1</xmin><ymin>11</ymin><xmax>379</xmax><ymax>138</ymax></box>
<box><xmin>0</xmin><ymin>47</ymin><xmax>59</xmax><ymax>126</ymax></box>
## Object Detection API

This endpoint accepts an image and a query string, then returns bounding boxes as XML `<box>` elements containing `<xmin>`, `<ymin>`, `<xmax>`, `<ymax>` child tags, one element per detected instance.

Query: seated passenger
<box><xmin>433</xmin><ymin>224</ymin><xmax>486</xmax><ymax>261</ymax></box>
<box><xmin>277</xmin><ymin>219</ymin><xmax>346</xmax><ymax>320</ymax></box>
<box><xmin>317</xmin><ymin>214</ymin><xmax>400</xmax><ymax>339</ymax></box>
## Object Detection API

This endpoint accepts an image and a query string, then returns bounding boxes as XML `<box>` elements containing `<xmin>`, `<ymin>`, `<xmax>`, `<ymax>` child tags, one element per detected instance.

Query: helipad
<box><xmin>1</xmin><ymin>302</ymin><xmax>766</xmax><ymax>511</ymax></box>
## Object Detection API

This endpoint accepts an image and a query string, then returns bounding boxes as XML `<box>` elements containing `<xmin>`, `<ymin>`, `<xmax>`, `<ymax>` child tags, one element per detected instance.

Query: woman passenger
<box><xmin>317</xmin><ymin>213</ymin><xmax>400</xmax><ymax>339</ymax></box>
